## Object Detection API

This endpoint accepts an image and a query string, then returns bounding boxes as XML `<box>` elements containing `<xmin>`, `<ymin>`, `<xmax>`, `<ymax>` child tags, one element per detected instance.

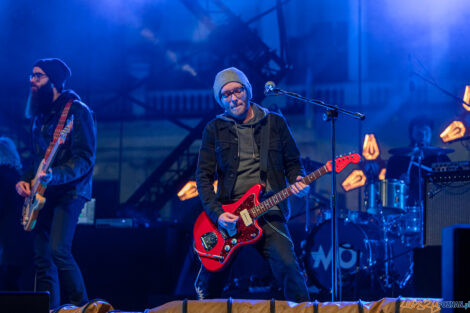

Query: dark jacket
<box><xmin>196</xmin><ymin>103</ymin><xmax>305</xmax><ymax>224</ymax></box>
<box><xmin>27</xmin><ymin>90</ymin><xmax>96</xmax><ymax>200</ymax></box>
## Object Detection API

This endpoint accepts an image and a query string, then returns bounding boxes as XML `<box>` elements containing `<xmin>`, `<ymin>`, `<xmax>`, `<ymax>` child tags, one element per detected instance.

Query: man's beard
<box><xmin>26</xmin><ymin>81</ymin><xmax>54</xmax><ymax>117</ymax></box>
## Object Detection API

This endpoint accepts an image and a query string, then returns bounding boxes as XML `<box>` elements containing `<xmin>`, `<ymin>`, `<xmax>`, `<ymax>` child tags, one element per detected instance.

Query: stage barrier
<box><xmin>47</xmin><ymin>298</ymin><xmax>441</xmax><ymax>313</ymax></box>
<box><xmin>148</xmin><ymin>298</ymin><xmax>441</xmax><ymax>313</ymax></box>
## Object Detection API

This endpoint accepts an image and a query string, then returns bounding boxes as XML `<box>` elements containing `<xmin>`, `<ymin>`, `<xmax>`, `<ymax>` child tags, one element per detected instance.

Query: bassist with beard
<box><xmin>15</xmin><ymin>58</ymin><xmax>96</xmax><ymax>308</ymax></box>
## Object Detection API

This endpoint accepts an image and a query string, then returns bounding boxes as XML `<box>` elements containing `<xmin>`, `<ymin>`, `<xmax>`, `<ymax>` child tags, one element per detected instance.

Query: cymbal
<box><xmin>389</xmin><ymin>146</ymin><xmax>454</xmax><ymax>156</ymax></box>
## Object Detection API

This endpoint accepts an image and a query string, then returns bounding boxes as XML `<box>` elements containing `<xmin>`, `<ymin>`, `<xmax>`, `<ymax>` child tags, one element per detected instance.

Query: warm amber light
<box><xmin>379</xmin><ymin>168</ymin><xmax>386</xmax><ymax>181</ymax></box>
<box><xmin>362</xmin><ymin>134</ymin><xmax>380</xmax><ymax>160</ymax></box>
<box><xmin>463</xmin><ymin>85</ymin><xmax>470</xmax><ymax>111</ymax></box>
<box><xmin>440</xmin><ymin>121</ymin><xmax>466</xmax><ymax>143</ymax></box>
<box><xmin>342</xmin><ymin>170</ymin><xmax>367</xmax><ymax>191</ymax></box>
<box><xmin>177</xmin><ymin>180</ymin><xmax>218</xmax><ymax>201</ymax></box>
<box><xmin>177</xmin><ymin>181</ymin><xmax>198</xmax><ymax>201</ymax></box>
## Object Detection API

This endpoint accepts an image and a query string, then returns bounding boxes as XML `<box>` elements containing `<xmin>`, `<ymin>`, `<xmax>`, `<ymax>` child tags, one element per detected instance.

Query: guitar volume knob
<box><xmin>224</xmin><ymin>245</ymin><xmax>230</xmax><ymax>252</ymax></box>
<box><xmin>231</xmin><ymin>239</ymin><xmax>237</xmax><ymax>245</ymax></box>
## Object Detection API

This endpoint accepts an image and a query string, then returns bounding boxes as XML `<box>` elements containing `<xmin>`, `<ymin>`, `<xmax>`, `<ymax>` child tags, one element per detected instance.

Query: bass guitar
<box><xmin>22</xmin><ymin>116</ymin><xmax>74</xmax><ymax>231</ymax></box>
<box><xmin>193</xmin><ymin>153</ymin><xmax>360</xmax><ymax>272</ymax></box>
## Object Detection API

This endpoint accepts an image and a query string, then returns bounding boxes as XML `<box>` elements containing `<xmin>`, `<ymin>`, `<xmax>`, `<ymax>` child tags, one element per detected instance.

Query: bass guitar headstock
<box><xmin>325</xmin><ymin>153</ymin><xmax>361</xmax><ymax>173</ymax></box>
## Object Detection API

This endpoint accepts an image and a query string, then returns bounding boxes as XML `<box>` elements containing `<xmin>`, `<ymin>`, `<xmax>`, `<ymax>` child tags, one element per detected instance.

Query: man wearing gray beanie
<box><xmin>16</xmin><ymin>58</ymin><xmax>96</xmax><ymax>309</ymax></box>
<box><xmin>195</xmin><ymin>67</ymin><xmax>310</xmax><ymax>302</ymax></box>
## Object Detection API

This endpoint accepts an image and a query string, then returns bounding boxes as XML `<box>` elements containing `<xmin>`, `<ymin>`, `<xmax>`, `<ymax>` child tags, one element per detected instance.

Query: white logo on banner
<box><xmin>310</xmin><ymin>245</ymin><xmax>358</xmax><ymax>271</ymax></box>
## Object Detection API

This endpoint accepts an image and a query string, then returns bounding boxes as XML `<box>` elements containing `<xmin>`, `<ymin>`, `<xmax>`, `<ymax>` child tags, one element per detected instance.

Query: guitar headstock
<box><xmin>58</xmin><ymin>115</ymin><xmax>74</xmax><ymax>145</ymax></box>
<box><xmin>325</xmin><ymin>153</ymin><xmax>361</xmax><ymax>173</ymax></box>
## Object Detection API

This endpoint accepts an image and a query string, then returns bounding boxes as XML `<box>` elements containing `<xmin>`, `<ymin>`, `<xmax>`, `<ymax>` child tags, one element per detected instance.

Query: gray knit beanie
<box><xmin>213</xmin><ymin>67</ymin><xmax>252</xmax><ymax>106</ymax></box>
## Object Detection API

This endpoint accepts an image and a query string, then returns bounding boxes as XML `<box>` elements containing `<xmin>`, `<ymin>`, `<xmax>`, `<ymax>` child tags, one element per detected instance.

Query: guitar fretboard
<box><xmin>249</xmin><ymin>165</ymin><xmax>329</xmax><ymax>218</ymax></box>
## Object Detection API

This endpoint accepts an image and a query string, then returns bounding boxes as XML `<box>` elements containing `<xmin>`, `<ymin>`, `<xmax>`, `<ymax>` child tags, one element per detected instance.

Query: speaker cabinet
<box><xmin>0</xmin><ymin>292</ymin><xmax>49</xmax><ymax>313</ymax></box>
<box><xmin>425</xmin><ymin>176</ymin><xmax>470</xmax><ymax>246</ymax></box>
<box><xmin>442</xmin><ymin>225</ymin><xmax>470</xmax><ymax>302</ymax></box>
<box><xmin>413</xmin><ymin>246</ymin><xmax>441</xmax><ymax>298</ymax></box>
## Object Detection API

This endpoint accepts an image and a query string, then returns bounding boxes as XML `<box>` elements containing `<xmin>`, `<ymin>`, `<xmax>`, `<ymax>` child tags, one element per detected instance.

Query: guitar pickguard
<box><xmin>218</xmin><ymin>194</ymin><xmax>261</xmax><ymax>259</ymax></box>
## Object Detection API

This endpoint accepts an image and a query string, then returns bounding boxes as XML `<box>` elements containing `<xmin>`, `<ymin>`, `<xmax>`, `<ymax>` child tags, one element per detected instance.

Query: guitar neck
<box><xmin>249</xmin><ymin>165</ymin><xmax>329</xmax><ymax>219</ymax></box>
<box><xmin>43</xmin><ymin>140</ymin><xmax>61</xmax><ymax>171</ymax></box>
<box><xmin>31</xmin><ymin>140</ymin><xmax>61</xmax><ymax>193</ymax></box>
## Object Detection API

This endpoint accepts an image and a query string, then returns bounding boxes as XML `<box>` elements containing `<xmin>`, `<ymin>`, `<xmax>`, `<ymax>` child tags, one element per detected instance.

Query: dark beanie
<box><xmin>213</xmin><ymin>67</ymin><xmax>252</xmax><ymax>106</ymax></box>
<box><xmin>33</xmin><ymin>58</ymin><xmax>71</xmax><ymax>92</ymax></box>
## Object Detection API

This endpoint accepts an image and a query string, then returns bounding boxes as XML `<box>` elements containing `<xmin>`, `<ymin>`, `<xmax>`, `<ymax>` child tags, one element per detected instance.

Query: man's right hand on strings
<box><xmin>218</xmin><ymin>212</ymin><xmax>239</xmax><ymax>237</ymax></box>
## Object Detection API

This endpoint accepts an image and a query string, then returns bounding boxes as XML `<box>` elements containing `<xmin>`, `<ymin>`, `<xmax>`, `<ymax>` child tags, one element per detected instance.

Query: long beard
<box><xmin>26</xmin><ymin>82</ymin><xmax>54</xmax><ymax>117</ymax></box>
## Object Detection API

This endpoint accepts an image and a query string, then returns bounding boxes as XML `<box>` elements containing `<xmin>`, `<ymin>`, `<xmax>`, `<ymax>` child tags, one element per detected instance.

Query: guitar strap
<box><xmin>259</xmin><ymin>112</ymin><xmax>271</xmax><ymax>186</ymax></box>
<box><xmin>44</xmin><ymin>99</ymin><xmax>73</xmax><ymax>160</ymax></box>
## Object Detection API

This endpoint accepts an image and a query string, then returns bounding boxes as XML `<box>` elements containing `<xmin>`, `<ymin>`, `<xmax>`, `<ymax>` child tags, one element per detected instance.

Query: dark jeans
<box><xmin>195</xmin><ymin>211</ymin><xmax>309</xmax><ymax>302</ymax></box>
<box><xmin>33</xmin><ymin>196</ymin><xmax>88</xmax><ymax>308</ymax></box>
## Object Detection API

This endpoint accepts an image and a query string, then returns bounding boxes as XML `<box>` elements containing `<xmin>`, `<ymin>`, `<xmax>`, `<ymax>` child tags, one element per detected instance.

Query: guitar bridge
<box><xmin>201</xmin><ymin>232</ymin><xmax>218</xmax><ymax>251</ymax></box>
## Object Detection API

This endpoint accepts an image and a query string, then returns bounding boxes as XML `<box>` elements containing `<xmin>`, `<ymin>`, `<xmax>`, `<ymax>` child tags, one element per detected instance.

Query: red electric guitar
<box><xmin>193</xmin><ymin>153</ymin><xmax>361</xmax><ymax>272</ymax></box>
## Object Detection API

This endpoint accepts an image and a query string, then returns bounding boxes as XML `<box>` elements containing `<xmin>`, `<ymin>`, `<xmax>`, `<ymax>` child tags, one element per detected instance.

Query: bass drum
<box><xmin>303</xmin><ymin>219</ymin><xmax>384</xmax><ymax>297</ymax></box>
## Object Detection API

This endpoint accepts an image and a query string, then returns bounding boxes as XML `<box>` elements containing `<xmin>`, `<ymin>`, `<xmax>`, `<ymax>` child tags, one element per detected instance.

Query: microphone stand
<box><xmin>266</xmin><ymin>88</ymin><xmax>365</xmax><ymax>301</ymax></box>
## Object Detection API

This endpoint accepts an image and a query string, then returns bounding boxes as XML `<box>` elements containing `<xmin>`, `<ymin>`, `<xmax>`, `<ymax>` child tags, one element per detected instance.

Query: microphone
<box><xmin>264</xmin><ymin>81</ymin><xmax>277</xmax><ymax>95</ymax></box>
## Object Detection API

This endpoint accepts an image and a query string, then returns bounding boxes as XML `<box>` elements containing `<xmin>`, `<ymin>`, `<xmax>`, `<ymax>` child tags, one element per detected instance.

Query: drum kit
<box><xmin>301</xmin><ymin>145</ymin><xmax>454</xmax><ymax>299</ymax></box>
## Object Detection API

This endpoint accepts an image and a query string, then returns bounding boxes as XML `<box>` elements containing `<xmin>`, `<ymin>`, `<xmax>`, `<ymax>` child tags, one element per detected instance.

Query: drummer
<box><xmin>386</xmin><ymin>116</ymin><xmax>451</xmax><ymax>206</ymax></box>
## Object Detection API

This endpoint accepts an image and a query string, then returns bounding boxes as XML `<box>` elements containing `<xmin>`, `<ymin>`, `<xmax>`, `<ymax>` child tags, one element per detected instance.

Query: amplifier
<box><xmin>427</xmin><ymin>170</ymin><xmax>470</xmax><ymax>183</ymax></box>
<box><xmin>425</xmin><ymin>175</ymin><xmax>470</xmax><ymax>246</ymax></box>
<box><xmin>432</xmin><ymin>161</ymin><xmax>470</xmax><ymax>173</ymax></box>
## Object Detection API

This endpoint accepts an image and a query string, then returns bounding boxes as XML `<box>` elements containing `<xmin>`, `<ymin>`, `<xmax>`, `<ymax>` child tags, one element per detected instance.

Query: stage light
<box><xmin>342</xmin><ymin>170</ymin><xmax>367</xmax><ymax>191</ymax></box>
<box><xmin>463</xmin><ymin>85</ymin><xmax>470</xmax><ymax>111</ymax></box>
<box><xmin>177</xmin><ymin>181</ymin><xmax>198</xmax><ymax>201</ymax></box>
<box><xmin>379</xmin><ymin>168</ymin><xmax>386</xmax><ymax>181</ymax></box>
<box><xmin>177</xmin><ymin>180</ymin><xmax>218</xmax><ymax>201</ymax></box>
<box><xmin>440</xmin><ymin>121</ymin><xmax>466</xmax><ymax>143</ymax></box>
<box><xmin>362</xmin><ymin>134</ymin><xmax>380</xmax><ymax>160</ymax></box>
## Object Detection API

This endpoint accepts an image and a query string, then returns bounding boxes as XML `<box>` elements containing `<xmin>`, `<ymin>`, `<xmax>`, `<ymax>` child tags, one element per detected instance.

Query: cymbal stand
<box><xmin>380</xmin><ymin>211</ymin><xmax>392</xmax><ymax>289</ymax></box>
<box><xmin>399</xmin><ymin>253</ymin><xmax>414</xmax><ymax>289</ymax></box>
<box><xmin>417</xmin><ymin>149</ymin><xmax>424</xmax><ymax>247</ymax></box>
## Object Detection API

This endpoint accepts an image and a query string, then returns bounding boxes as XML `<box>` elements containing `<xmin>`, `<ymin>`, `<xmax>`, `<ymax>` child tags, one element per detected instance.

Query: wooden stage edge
<box><xmin>50</xmin><ymin>297</ymin><xmax>445</xmax><ymax>312</ymax></box>
<box><xmin>146</xmin><ymin>297</ymin><xmax>441</xmax><ymax>313</ymax></box>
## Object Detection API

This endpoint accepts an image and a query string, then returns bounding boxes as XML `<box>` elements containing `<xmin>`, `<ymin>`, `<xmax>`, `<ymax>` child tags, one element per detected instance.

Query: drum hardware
<box><xmin>301</xmin><ymin>215</ymin><xmax>419</xmax><ymax>298</ymax></box>
<box><xmin>398</xmin><ymin>251</ymin><xmax>414</xmax><ymax>289</ymax></box>
<box><xmin>365</xmin><ymin>179</ymin><xmax>408</xmax><ymax>215</ymax></box>
<box><xmin>402</xmin><ymin>206</ymin><xmax>422</xmax><ymax>235</ymax></box>
<box><xmin>380</xmin><ymin>179</ymin><xmax>408</xmax><ymax>214</ymax></box>
<box><xmin>302</xmin><ymin>161</ymin><xmax>425</xmax><ymax>297</ymax></box>
<box><xmin>302</xmin><ymin>219</ymin><xmax>386</xmax><ymax>295</ymax></box>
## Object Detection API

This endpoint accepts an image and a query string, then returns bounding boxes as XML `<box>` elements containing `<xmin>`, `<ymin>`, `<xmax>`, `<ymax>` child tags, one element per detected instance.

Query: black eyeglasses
<box><xmin>29</xmin><ymin>73</ymin><xmax>47</xmax><ymax>81</ymax></box>
<box><xmin>220</xmin><ymin>86</ymin><xmax>245</xmax><ymax>99</ymax></box>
